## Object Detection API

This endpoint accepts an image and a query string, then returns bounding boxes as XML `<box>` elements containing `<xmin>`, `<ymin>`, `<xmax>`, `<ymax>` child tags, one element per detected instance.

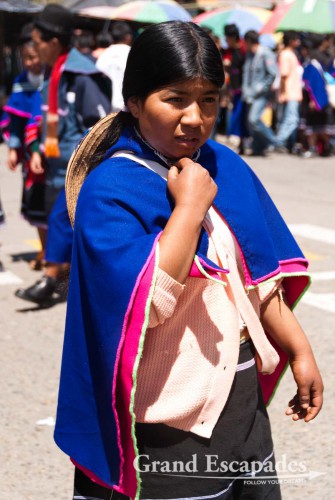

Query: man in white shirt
<box><xmin>96</xmin><ymin>22</ymin><xmax>133</xmax><ymax>112</ymax></box>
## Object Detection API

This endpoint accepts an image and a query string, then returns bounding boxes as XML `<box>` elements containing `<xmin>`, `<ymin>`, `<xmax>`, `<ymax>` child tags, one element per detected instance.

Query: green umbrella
<box><xmin>262</xmin><ymin>0</ymin><xmax>335</xmax><ymax>34</ymax></box>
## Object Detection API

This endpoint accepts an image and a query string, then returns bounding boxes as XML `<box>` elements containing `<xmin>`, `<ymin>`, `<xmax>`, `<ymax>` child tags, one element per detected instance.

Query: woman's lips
<box><xmin>175</xmin><ymin>136</ymin><xmax>199</xmax><ymax>147</ymax></box>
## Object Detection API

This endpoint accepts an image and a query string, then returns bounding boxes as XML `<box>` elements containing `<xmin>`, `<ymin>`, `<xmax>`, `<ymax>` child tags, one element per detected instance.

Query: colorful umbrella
<box><xmin>193</xmin><ymin>7</ymin><xmax>277</xmax><ymax>47</ymax></box>
<box><xmin>109</xmin><ymin>0</ymin><xmax>192</xmax><ymax>23</ymax></box>
<box><xmin>78</xmin><ymin>6</ymin><xmax>117</xmax><ymax>19</ymax></box>
<box><xmin>193</xmin><ymin>7</ymin><xmax>272</xmax><ymax>38</ymax></box>
<box><xmin>261</xmin><ymin>0</ymin><xmax>335</xmax><ymax>34</ymax></box>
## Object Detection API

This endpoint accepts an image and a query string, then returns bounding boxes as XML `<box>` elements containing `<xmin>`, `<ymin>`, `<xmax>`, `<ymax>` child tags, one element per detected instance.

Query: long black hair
<box><xmin>94</xmin><ymin>21</ymin><xmax>224</xmax><ymax>166</ymax></box>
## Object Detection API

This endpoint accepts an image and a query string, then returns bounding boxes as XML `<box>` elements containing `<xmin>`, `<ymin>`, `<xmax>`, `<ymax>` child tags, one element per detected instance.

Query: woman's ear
<box><xmin>127</xmin><ymin>97</ymin><xmax>141</xmax><ymax>119</ymax></box>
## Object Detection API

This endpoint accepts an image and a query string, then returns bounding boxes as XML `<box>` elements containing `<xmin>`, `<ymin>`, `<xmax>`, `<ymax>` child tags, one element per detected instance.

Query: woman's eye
<box><xmin>167</xmin><ymin>97</ymin><xmax>182</xmax><ymax>103</ymax></box>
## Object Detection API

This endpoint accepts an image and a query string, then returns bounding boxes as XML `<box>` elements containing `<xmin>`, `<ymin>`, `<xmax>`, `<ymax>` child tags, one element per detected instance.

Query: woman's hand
<box><xmin>8</xmin><ymin>149</ymin><xmax>18</xmax><ymax>171</ymax></box>
<box><xmin>286</xmin><ymin>351</ymin><xmax>324</xmax><ymax>422</ymax></box>
<box><xmin>168</xmin><ymin>157</ymin><xmax>217</xmax><ymax>221</ymax></box>
<box><xmin>30</xmin><ymin>152</ymin><xmax>44</xmax><ymax>175</ymax></box>
<box><xmin>159</xmin><ymin>158</ymin><xmax>217</xmax><ymax>284</ymax></box>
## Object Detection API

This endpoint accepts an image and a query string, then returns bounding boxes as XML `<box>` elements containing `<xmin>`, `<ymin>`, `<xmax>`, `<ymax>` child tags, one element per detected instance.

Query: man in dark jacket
<box><xmin>15</xmin><ymin>4</ymin><xmax>111</xmax><ymax>306</ymax></box>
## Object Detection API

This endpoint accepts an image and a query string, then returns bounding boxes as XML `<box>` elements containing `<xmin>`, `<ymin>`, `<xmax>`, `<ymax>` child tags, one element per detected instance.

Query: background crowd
<box><xmin>0</xmin><ymin>2</ymin><xmax>335</xmax><ymax>306</ymax></box>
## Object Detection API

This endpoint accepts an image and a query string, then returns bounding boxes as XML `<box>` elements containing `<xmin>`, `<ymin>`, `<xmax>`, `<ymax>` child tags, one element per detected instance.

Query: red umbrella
<box><xmin>261</xmin><ymin>2</ymin><xmax>293</xmax><ymax>34</ymax></box>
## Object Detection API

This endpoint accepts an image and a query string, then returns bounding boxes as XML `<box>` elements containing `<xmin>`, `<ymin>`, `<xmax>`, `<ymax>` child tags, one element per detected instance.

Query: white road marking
<box><xmin>311</xmin><ymin>271</ymin><xmax>335</xmax><ymax>281</ymax></box>
<box><xmin>0</xmin><ymin>271</ymin><xmax>23</xmax><ymax>286</ymax></box>
<box><xmin>301</xmin><ymin>292</ymin><xmax>335</xmax><ymax>314</ymax></box>
<box><xmin>289</xmin><ymin>224</ymin><xmax>335</xmax><ymax>246</ymax></box>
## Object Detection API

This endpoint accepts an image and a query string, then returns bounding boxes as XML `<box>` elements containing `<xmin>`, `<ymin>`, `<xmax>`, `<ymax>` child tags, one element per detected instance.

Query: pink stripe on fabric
<box><xmin>304</xmin><ymin>81</ymin><xmax>322</xmax><ymax>111</ymax></box>
<box><xmin>26</xmin><ymin>119</ymin><xmax>42</xmax><ymax>130</ymax></box>
<box><xmin>189</xmin><ymin>261</ymin><xmax>204</xmax><ymax>278</ymax></box>
<box><xmin>251</xmin><ymin>265</ymin><xmax>281</xmax><ymax>284</ymax></box>
<box><xmin>251</xmin><ymin>260</ymin><xmax>308</xmax><ymax>286</ymax></box>
<box><xmin>2</xmin><ymin>105</ymin><xmax>31</xmax><ymax>118</ymax></box>
<box><xmin>198</xmin><ymin>256</ymin><xmax>228</xmax><ymax>274</ymax></box>
<box><xmin>0</xmin><ymin>117</ymin><xmax>10</xmax><ymax>127</ymax></box>
<box><xmin>279</xmin><ymin>257</ymin><xmax>309</xmax><ymax>267</ymax></box>
<box><xmin>112</xmin><ymin>233</ymin><xmax>161</xmax><ymax>497</ymax></box>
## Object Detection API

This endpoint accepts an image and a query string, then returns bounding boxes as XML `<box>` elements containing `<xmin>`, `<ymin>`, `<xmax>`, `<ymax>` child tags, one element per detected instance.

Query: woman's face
<box><xmin>128</xmin><ymin>78</ymin><xmax>220</xmax><ymax>160</ymax></box>
<box><xmin>21</xmin><ymin>45</ymin><xmax>42</xmax><ymax>75</ymax></box>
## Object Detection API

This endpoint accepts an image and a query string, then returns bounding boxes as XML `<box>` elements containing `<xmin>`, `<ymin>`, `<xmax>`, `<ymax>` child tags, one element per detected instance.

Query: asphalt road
<box><xmin>0</xmin><ymin>142</ymin><xmax>334</xmax><ymax>500</ymax></box>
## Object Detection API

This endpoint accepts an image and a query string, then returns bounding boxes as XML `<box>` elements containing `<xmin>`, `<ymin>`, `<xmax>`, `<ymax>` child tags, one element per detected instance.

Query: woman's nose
<box><xmin>181</xmin><ymin>102</ymin><xmax>203</xmax><ymax>127</ymax></box>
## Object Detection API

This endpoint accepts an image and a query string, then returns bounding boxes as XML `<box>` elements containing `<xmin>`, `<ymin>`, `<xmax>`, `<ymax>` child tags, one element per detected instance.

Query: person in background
<box><xmin>96</xmin><ymin>21</ymin><xmax>133</xmax><ymax>112</ymax></box>
<box><xmin>242</xmin><ymin>30</ymin><xmax>278</xmax><ymax>156</ymax></box>
<box><xmin>275</xmin><ymin>31</ymin><xmax>303</xmax><ymax>153</ymax></box>
<box><xmin>15</xmin><ymin>3</ymin><xmax>111</xmax><ymax>307</ymax></box>
<box><xmin>73</xmin><ymin>30</ymin><xmax>97</xmax><ymax>63</ymax></box>
<box><xmin>312</xmin><ymin>34</ymin><xmax>333</xmax><ymax>72</ymax></box>
<box><xmin>201</xmin><ymin>26</ymin><xmax>227</xmax><ymax>140</ymax></box>
<box><xmin>0</xmin><ymin>192</ymin><xmax>4</xmax><ymax>271</ymax></box>
<box><xmin>92</xmin><ymin>31</ymin><xmax>113</xmax><ymax>60</ymax></box>
<box><xmin>223</xmin><ymin>23</ymin><xmax>247</xmax><ymax>154</ymax></box>
<box><xmin>299</xmin><ymin>37</ymin><xmax>335</xmax><ymax>158</ymax></box>
<box><xmin>1</xmin><ymin>23</ymin><xmax>47</xmax><ymax>270</ymax></box>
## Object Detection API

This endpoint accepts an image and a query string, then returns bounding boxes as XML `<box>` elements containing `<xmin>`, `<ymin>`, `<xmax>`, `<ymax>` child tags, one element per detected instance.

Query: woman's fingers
<box><xmin>167</xmin><ymin>157</ymin><xmax>217</xmax><ymax>216</ymax></box>
<box><xmin>286</xmin><ymin>388</ymin><xmax>323</xmax><ymax>422</ymax></box>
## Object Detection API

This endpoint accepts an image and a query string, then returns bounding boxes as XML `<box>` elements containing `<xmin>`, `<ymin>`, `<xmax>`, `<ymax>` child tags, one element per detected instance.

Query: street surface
<box><xmin>0</xmin><ymin>142</ymin><xmax>334</xmax><ymax>499</ymax></box>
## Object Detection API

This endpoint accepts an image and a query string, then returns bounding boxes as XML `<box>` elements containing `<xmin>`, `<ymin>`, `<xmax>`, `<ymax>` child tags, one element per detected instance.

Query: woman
<box><xmin>1</xmin><ymin>23</ymin><xmax>47</xmax><ymax>269</ymax></box>
<box><xmin>55</xmin><ymin>22</ymin><xmax>323</xmax><ymax>500</ymax></box>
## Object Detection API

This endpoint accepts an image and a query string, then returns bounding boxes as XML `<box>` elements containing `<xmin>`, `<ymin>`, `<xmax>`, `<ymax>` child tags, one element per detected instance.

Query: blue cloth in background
<box><xmin>45</xmin><ymin>189</ymin><xmax>73</xmax><ymax>264</ymax></box>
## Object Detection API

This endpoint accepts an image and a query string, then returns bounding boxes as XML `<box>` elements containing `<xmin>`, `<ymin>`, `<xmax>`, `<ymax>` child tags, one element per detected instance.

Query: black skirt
<box><xmin>136</xmin><ymin>340</ymin><xmax>281</xmax><ymax>500</ymax></box>
<box><xmin>21</xmin><ymin>159</ymin><xmax>47</xmax><ymax>226</ymax></box>
<box><xmin>73</xmin><ymin>340</ymin><xmax>281</xmax><ymax>500</ymax></box>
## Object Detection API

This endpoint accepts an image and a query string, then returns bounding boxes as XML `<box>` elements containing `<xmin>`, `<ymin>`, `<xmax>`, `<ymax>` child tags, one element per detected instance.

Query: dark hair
<box><xmin>110</xmin><ymin>21</ymin><xmax>133</xmax><ymax>43</ymax></box>
<box><xmin>36</xmin><ymin>26</ymin><xmax>72</xmax><ymax>48</ymax></box>
<box><xmin>201</xmin><ymin>26</ymin><xmax>215</xmax><ymax>37</ymax></box>
<box><xmin>73</xmin><ymin>31</ymin><xmax>96</xmax><ymax>51</ymax></box>
<box><xmin>96</xmin><ymin>32</ymin><xmax>113</xmax><ymax>48</ymax></box>
<box><xmin>301</xmin><ymin>38</ymin><xmax>314</xmax><ymax>51</ymax></box>
<box><xmin>283</xmin><ymin>30</ymin><xmax>299</xmax><ymax>47</ymax></box>
<box><xmin>244</xmin><ymin>30</ymin><xmax>259</xmax><ymax>45</ymax></box>
<box><xmin>19</xmin><ymin>22</ymin><xmax>34</xmax><ymax>46</ymax></box>
<box><xmin>34</xmin><ymin>3</ymin><xmax>73</xmax><ymax>48</ymax></box>
<box><xmin>224</xmin><ymin>24</ymin><xmax>240</xmax><ymax>41</ymax></box>
<box><xmin>311</xmin><ymin>33</ymin><xmax>328</xmax><ymax>49</ymax></box>
<box><xmin>92</xmin><ymin>21</ymin><xmax>224</xmax><ymax>166</ymax></box>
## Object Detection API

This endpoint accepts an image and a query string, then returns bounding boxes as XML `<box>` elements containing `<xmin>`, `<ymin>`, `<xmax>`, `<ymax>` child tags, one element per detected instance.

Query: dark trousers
<box><xmin>73</xmin><ymin>467</ymin><xmax>129</xmax><ymax>500</ymax></box>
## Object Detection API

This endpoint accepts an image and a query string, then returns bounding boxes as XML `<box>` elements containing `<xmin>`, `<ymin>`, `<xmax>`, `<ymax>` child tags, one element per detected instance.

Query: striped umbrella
<box><xmin>109</xmin><ymin>0</ymin><xmax>192</xmax><ymax>23</ymax></box>
<box><xmin>261</xmin><ymin>0</ymin><xmax>335</xmax><ymax>34</ymax></box>
<box><xmin>78</xmin><ymin>6</ymin><xmax>117</xmax><ymax>19</ymax></box>
<box><xmin>193</xmin><ymin>7</ymin><xmax>275</xmax><ymax>46</ymax></box>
